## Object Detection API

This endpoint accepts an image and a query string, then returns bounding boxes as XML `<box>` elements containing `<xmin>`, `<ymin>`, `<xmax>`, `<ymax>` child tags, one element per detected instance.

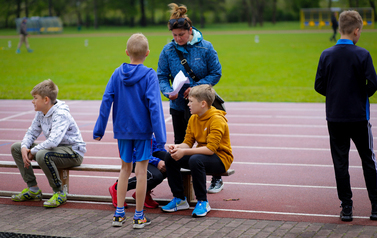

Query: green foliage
<box><xmin>0</xmin><ymin>25</ymin><xmax>376</xmax><ymax>103</ymax></box>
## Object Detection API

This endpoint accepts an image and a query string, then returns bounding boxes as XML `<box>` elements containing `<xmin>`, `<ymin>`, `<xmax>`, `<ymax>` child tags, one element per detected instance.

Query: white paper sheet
<box><xmin>166</xmin><ymin>70</ymin><xmax>190</xmax><ymax>95</ymax></box>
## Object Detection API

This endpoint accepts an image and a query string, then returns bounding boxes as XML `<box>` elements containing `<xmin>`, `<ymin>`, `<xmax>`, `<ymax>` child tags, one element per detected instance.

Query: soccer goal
<box><xmin>15</xmin><ymin>16</ymin><xmax>63</xmax><ymax>34</ymax></box>
<box><xmin>300</xmin><ymin>7</ymin><xmax>374</xmax><ymax>30</ymax></box>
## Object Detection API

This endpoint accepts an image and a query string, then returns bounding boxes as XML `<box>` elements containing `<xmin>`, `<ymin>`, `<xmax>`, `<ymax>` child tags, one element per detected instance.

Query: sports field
<box><xmin>0</xmin><ymin>23</ymin><xmax>377</xmax><ymax>102</ymax></box>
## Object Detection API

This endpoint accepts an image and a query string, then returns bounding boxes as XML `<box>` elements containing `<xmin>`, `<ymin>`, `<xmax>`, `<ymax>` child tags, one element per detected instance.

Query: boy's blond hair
<box><xmin>339</xmin><ymin>10</ymin><xmax>363</xmax><ymax>35</ymax></box>
<box><xmin>189</xmin><ymin>84</ymin><xmax>215</xmax><ymax>109</ymax></box>
<box><xmin>127</xmin><ymin>33</ymin><xmax>149</xmax><ymax>59</ymax></box>
<box><xmin>31</xmin><ymin>79</ymin><xmax>58</xmax><ymax>104</ymax></box>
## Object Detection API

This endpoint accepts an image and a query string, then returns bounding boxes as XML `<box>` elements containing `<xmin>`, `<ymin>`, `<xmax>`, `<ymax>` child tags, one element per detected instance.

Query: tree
<box><xmin>272</xmin><ymin>0</ymin><xmax>277</xmax><ymax>24</ymax></box>
<box><xmin>139</xmin><ymin>0</ymin><xmax>146</xmax><ymax>26</ymax></box>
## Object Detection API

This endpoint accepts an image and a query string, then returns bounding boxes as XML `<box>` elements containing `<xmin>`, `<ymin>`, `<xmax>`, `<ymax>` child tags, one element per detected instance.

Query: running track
<box><xmin>1</xmin><ymin>100</ymin><xmax>377</xmax><ymax>226</ymax></box>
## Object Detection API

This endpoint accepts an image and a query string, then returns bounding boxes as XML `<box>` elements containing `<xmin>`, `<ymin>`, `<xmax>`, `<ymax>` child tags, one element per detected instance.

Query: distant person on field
<box><xmin>315</xmin><ymin>10</ymin><xmax>377</xmax><ymax>222</ymax></box>
<box><xmin>157</xmin><ymin>3</ymin><xmax>224</xmax><ymax>194</ymax></box>
<box><xmin>93</xmin><ymin>33</ymin><xmax>166</xmax><ymax>229</ymax></box>
<box><xmin>109</xmin><ymin>136</ymin><xmax>168</xmax><ymax>209</ymax></box>
<box><xmin>16</xmin><ymin>18</ymin><xmax>33</xmax><ymax>54</ymax></box>
<box><xmin>11</xmin><ymin>79</ymin><xmax>86</xmax><ymax>208</ymax></box>
<box><xmin>161</xmin><ymin>85</ymin><xmax>233</xmax><ymax>217</ymax></box>
<box><xmin>330</xmin><ymin>12</ymin><xmax>339</xmax><ymax>42</ymax></box>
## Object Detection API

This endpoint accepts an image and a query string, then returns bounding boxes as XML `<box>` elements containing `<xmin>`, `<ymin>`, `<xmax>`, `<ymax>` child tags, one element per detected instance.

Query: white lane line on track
<box><xmin>0</xmin><ymin>155</ymin><xmax>362</xmax><ymax>169</ymax></box>
<box><xmin>210</xmin><ymin>208</ymin><xmax>370</xmax><ymax>219</ymax></box>
<box><xmin>0</xmin><ymin>110</ymin><xmax>35</xmax><ymax>122</ymax></box>
<box><xmin>0</xmin><ymin>172</ymin><xmax>367</xmax><ymax>190</ymax></box>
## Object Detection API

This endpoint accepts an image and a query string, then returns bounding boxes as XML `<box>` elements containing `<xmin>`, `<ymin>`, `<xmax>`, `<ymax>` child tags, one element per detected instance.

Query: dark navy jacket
<box><xmin>315</xmin><ymin>39</ymin><xmax>377</xmax><ymax>122</ymax></box>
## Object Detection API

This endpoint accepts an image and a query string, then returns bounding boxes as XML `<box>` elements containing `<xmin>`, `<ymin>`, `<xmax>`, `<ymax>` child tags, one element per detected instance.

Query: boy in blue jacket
<box><xmin>315</xmin><ymin>10</ymin><xmax>377</xmax><ymax>222</ymax></box>
<box><xmin>93</xmin><ymin>33</ymin><xmax>166</xmax><ymax>229</ymax></box>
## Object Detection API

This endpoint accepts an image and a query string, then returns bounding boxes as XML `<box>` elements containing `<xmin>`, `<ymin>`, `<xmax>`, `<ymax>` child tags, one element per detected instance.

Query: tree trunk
<box><xmin>17</xmin><ymin>0</ymin><xmax>21</xmax><ymax>18</ymax></box>
<box><xmin>355</xmin><ymin>0</ymin><xmax>359</xmax><ymax>7</ymax></box>
<box><xmin>272</xmin><ymin>0</ymin><xmax>277</xmax><ymax>24</ymax></box>
<box><xmin>257</xmin><ymin>0</ymin><xmax>264</xmax><ymax>26</ymax></box>
<box><xmin>149</xmin><ymin>0</ymin><xmax>155</xmax><ymax>24</ymax></box>
<box><xmin>243</xmin><ymin>0</ymin><xmax>251</xmax><ymax>27</ymax></box>
<box><xmin>139</xmin><ymin>0</ymin><xmax>146</xmax><ymax>27</ymax></box>
<box><xmin>76</xmin><ymin>1</ymin><xmax>83</xmax><ymax>27</ymax></box>
<box><xmin>25</xmin><ymin>0</ymin><xmax>29</xmax><ymax>17</ymax></box>
<box><xmin>198</xmin><ymin>0</ymin><xmax>205</xmax><ymax>28</ymax></box>
<box><xmin>249</xmin><ymin>0</ymin><xmax>257</xmax><ymax>27</ymax></box>
<box><xmin>48</xmin><ymin>0</ymin><xmax>53</xmax><ymax>16</ymax></box>
<box><xmin>328</xmin><ymin>0</ymin><xmax>332</xmax><ymax>8</ymax></box>
<box><xmin>369</xmin><ymin>0</ymin><xmax>376</xmax><ymax>20</ymax></box>
<box><xmin>348</xmin><ymin>0</ymin><xmax>353</xmax><ymax>7</ymax></box>
<box><xmin>93</xmin><ymin>0</ymin><xmax>98</xmax><ymax>29</ymax></box>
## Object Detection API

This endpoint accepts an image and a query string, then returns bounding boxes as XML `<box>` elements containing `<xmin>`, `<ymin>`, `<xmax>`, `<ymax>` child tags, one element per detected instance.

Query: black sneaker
<box><xmin>340</xmin><ymin>205</ymin><xmax>353</xmax><ymax>222</ymax></box>
<box><xmin>208</xmin><ymin>177</ymin><xmax>224</xmax><ymax>194</ymax></box>
<box><xmin>370</xmin><ymin>204</ymin><xmax>377</xmax><ymax>220</ymax></box>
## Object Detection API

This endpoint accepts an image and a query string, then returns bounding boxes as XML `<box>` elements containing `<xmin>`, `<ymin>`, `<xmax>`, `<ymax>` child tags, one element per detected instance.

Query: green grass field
<box><xmin>1</xmin><ymin>23</ymin><xmax>376</xmax><ymax>103</ymax></box>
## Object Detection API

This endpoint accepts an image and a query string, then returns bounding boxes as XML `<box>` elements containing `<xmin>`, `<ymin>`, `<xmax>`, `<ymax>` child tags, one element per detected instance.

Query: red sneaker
<box><xmin>109</xmin><ymin>181</ymin><xmax>127</xmax><ymax>208</ymax></box>
<box><xmin>132</xmin><ymin>191</ymin><xmax>159</xmax><ymax>209</ymax></box>
<box><xmin>145</xmin><ymin>191</ymin><xmax>159</xmax><ymax>209</ymax></box>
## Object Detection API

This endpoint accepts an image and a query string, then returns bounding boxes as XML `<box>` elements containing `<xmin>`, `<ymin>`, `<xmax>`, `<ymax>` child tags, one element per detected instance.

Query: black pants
<box><xmin>170</xmin><ymin>107</ymin><xmax>191</xmax><ymax>145</ymax></box>
<box><xmin>330</xmin><ymin>27</ymin><xmax>337</xmax><ymax>41</ymax></box>
<box><xmin>126</xmin><ymin>151</ymin><xmax>168</xmax><ymax>191</ymax></box>
<box><xmin>165</xmin><ymin>153</ymin><xmax>225</xmax><ymax>201</ymax></box>
<box><xmin>327</xmin><ymin>121</ymin><xmax>377</xmax><ymax>206</ymax></box>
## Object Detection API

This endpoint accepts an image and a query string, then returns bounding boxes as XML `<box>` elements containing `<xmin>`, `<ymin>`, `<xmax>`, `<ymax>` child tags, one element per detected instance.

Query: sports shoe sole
<box><xmin>161</xmin><ymin>202</ymin><xmax>190</xmax><ymax>212</ymax></box>
<box><xmin>112</xmin><ymin>217</ymin><xmax>126</xmax><ymax>227</ymax></box>
<box><xmin>11</xmin><ymin>197</ymin><xmax>42</xmax><ymax>202</ymax></box>
<box><xmin>43</xmin><ymin>200</ymin><xmax>67</xmax><ymax>208</ymax></box>
<box><xmin>192</xmin><ymin>205</ymin><xmax>211</xmax><ymax>217</ymax></box>
<box><xmin>133</xmin><ymin>220</ymin><xmax>151</xmax><ymax>229</ymax></box>
<box><xmin>208</xmin><ymin>184</ymin><xmax>224</xmax><ymax>194</ymax></box>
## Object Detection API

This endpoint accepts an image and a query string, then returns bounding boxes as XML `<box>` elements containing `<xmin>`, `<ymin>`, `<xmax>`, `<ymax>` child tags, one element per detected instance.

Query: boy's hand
<box><xmin>157</xmin><ymin>161</ymin><xmax>166</xmax><ymax>173</ymax></box>
<box><xmin>94</xmin><ymin>137</ymin><xmax>101</xmax><ymax>141</ymax></box>
<box><xmin>168</xmin><ymin>144</ymin><xmax>178</xmax><ymax>153</ymax></box>
<box><xmin>171</xmin><ymin>148</ymin><xmax>184</xmax><ymax>161</ymax></box>
<box><xmin>21</xmin><ymin>147</ymin><xmax>32</xmax><ymax>169</ymax></box>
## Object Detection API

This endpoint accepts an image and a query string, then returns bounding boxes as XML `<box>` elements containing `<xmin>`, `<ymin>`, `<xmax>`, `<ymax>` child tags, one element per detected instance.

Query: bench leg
<box><xmin>58</xmin><ymin>169</ymin><xmax>69</xmax><ymax>194</ymax></box>
<box><xmin>182</xmin><ymin>174</ymin><xmax>196</xmax><ymax>205</ymax></box>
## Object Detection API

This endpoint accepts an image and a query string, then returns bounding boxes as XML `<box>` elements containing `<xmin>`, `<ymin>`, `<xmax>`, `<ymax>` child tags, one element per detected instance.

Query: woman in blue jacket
<box><xmin>157</xmin><ymin>3</ymin><xmax>223</xmax><ymax>193</ymax></box>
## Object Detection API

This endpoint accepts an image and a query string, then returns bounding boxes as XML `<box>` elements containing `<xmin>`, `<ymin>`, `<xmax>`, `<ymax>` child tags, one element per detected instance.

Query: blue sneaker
<box><xmin>16</xmin><ymin>49</ymin><xmax>20</xmax><ymax>54</ymax></box>
<box><xmin>27</xmin><ymin>48</ymin><xmax>33</xmax><ymax>53</ymax></box>
<box><xmin>161</xmin><ymin>197</ymin><xmax>189</xmax><ymax>212</ymax></box>
<box><xmin>192</xmin><ymin>201</ymin><xmax>211</xmax><ymax>217</ymax></box>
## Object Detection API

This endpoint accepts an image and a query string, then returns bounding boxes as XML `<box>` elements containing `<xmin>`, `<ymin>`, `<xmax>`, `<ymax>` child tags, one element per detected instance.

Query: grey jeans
<box><xmin>11</xmin><ymin>142</ymin><xmax>83</xmax><ymax>193</ymax></box>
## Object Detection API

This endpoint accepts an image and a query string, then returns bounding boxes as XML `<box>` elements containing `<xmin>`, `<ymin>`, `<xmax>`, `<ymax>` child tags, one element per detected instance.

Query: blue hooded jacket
<box><xmin>157</xmin><ymin>27</ymin><xmax>222</xmax><ymax>111</ymax></box>
<box><xmin>93</xmin><ymin>63</ymin><xmax>166</xmax><ymax>149</ymax></box>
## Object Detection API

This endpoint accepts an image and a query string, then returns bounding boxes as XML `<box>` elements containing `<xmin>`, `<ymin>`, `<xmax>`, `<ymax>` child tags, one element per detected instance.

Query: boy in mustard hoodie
<box><xmin>161</xmin><ymin>84</ymin><xmax>233</xmax><ymax>217</ymax></box>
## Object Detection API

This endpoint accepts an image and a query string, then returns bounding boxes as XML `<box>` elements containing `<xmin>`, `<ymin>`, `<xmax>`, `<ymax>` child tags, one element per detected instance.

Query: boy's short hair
<box><xmin>339</xmin><ymin>10</ymin><xmax>363</xmax><ymax>35</ymax></box>
<box><xmin>189</xmin><ymin>84</ymin><xmax>215</xmax><ymax>109</ymax></box>
<box><xmin>31</xmin><ymin>79</ymin><xmax>58</xmax><ymax>103</ymax></box>
<box><xmin>127</xmin><ymin>33</ymin><xmax>149</xmax><ymax>59</ymax></box>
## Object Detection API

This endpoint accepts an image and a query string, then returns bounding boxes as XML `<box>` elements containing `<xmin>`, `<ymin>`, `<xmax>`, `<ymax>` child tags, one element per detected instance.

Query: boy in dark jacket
<box><xmin>93</xmin><ymin>33</ymin><xmax>166</xmax><ymax>229</ymax></box>
<box><xmin>315</xmin><ymin>10</ymin><xmax>377</xmax><ymax>222</ymax></box>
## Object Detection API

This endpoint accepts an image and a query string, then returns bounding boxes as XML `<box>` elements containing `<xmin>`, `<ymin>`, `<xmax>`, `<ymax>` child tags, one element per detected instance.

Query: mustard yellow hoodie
<box><xmin>183</xmin><ymin>106</ymin><xmax>233</xmax><ymax>170</ymax></box>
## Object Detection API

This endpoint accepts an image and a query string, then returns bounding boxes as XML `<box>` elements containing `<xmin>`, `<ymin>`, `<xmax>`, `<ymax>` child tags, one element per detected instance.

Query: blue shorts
<box><xmin>117</xmin><ymin>139</ymin><xmax>152</xmax><ymax>163</ymax></box>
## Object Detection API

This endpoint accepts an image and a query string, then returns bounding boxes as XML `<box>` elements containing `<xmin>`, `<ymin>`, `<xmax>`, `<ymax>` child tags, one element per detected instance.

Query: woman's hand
<box><xmin>169</xmin><ymin>94</ymin><xmax>178</xmax><ymax>100</ymax></box>
<box><xmin>183</xmin><ymin>87</ymin><xmax>191</xmax><ymax>99</ymax></box>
